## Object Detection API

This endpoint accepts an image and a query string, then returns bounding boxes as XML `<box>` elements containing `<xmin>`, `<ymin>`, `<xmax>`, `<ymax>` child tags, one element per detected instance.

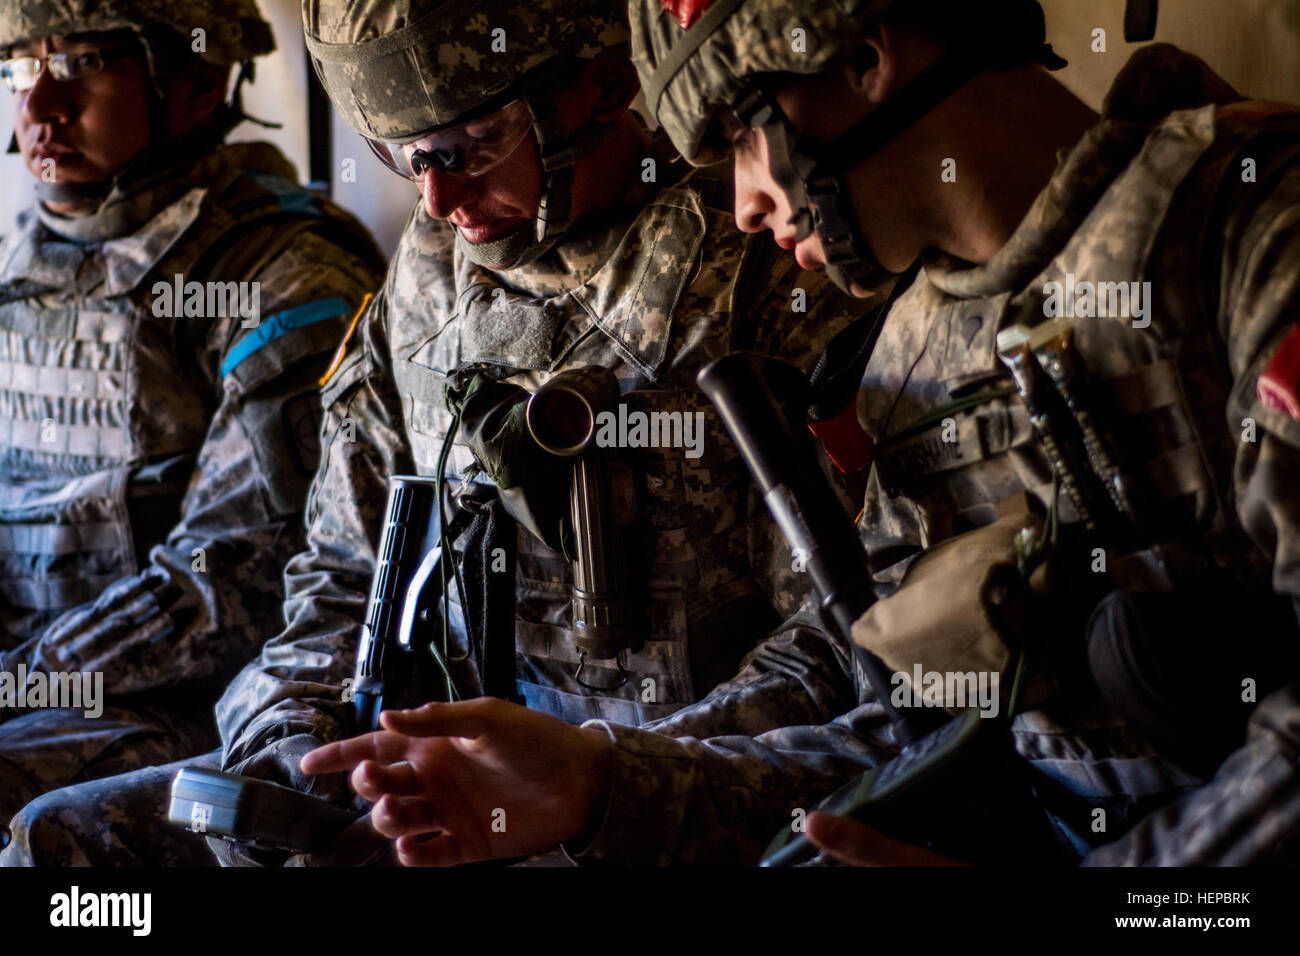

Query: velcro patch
<box><xmin>1257</xmin><ymin>324</ymin><xmax>1300</xmax><ymax>421</ymax></box>
<box><xmin>282</xmin><ymin>391</ymin><xmax>325</xmax><ymax>476</ymax></box>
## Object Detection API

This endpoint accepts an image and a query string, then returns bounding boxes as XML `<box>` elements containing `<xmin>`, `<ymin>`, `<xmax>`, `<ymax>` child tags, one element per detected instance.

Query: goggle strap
<box><xmin>526</xmin><ymin>87</ymin><xmax>578</xmax><ymax>174</ymax></box>
<box><xmin>735</xmin><ymin>54</ymin><xmax>985</xmax><ymax>287</ymax></box>
<box><xmin>806</xmin><ymin>53</ymin><xmax>986</xmax><ymax>176</ymax></box>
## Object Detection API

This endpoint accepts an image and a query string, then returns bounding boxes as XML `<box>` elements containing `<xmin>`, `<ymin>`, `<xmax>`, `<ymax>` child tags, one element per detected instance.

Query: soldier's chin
<box><xmin>454</xmin><ymin>222</ymin><xmax>536</xmax><ymax>271</ymax></box>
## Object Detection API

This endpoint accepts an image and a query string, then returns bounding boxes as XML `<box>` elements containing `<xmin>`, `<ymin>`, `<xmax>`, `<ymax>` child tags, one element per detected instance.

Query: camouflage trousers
<box><xmin>0</xmin><ymin>701</ymin><xmax>218</xmax><ymax>866</ymax></box>
<box><xmin>1</xmin><ymin>750</ymin><xmax>223</xmax><ymax>867</ymax></box>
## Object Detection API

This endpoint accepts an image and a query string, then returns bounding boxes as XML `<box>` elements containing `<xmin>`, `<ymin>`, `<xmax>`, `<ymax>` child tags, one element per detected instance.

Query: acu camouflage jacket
<box><xmin>214</xmin><ymin>159</ymin><xmax>863</xmax><ymax>804</ymax></box>
<box><xmin>0</xmin><ymin>142</ymin><xmax>384</xmax><ymax>715</ymax></box>
<box><xmin>568</xmin><ymin>46</ymin><xmax>1300</xmax><ymax>867</ymax></box>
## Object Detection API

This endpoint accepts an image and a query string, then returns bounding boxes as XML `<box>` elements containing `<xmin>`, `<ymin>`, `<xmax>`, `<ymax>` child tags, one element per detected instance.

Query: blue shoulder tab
<box><xmin>221</xmin><ymin>296</ymin><xmax>351</xmax><ymax>378</ymax></box>
<box><xmin>247</xmin><ymin>172</ymin><xmax>322</xmax><ymax>216</ymax></box>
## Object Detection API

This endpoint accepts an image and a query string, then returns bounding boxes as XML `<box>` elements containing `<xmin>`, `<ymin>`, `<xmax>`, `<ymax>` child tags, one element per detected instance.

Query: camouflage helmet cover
<box><xmin>304</xmin><ymin>0</ymin><xmax>631</xmax><ymax>143</ymax></box>
<box><xmin>632</xmin><ymin>0</ymin><xmax>894</xmax><ymax>165</ymax></box>
<box><xmin>633</xmin><ymin>0</ymin><xmax>1057</xmax><ymax>166</ymax></box>
<box><xmin>0</xmin><ymin>0</ymin><xmax>276</xmax><ymax>66</ymax></box>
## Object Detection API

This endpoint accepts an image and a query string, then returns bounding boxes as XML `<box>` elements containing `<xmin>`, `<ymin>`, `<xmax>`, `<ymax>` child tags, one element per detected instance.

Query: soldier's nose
<box><xmin>419</xmin><ymin>169</ymin><xmax>473</xmax><ymax>221</ymax></box>
<box><xmin>733</xmin><ymin>163</ymin><xmax>774</xmax><ymax>235</ymax></box>
<box><xmin>21</xmin><ymin>64</ymin><xmax>75</xmax><ymax>128</ymax></box>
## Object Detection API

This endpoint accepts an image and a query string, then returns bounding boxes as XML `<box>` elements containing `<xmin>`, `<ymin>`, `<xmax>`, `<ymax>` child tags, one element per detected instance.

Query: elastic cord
<box><xmin>807</xmin><ymin>259</ymin><xmax>924</xmax><ymax>422</ymax></box>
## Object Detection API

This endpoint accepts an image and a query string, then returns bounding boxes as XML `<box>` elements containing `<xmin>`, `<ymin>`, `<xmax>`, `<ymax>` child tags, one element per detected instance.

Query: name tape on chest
<box><xmin>877</xmin><ymin>415</ymin><xmax>983</xmax><ymax>489</ymax></box>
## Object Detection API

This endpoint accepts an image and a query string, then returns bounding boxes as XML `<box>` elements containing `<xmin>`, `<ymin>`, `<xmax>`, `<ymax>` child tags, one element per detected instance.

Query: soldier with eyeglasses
<box><xmin>0</xmin><ymin>0</ymin><xmax>385</xmax><ymax>863</ymax></box>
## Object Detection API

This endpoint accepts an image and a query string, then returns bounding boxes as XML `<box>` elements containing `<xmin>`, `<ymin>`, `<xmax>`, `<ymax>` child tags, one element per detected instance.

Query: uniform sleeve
<box><xmin>571</xmin><ymin>694</ymin><xmax>893</xmax><ymax>867</ymax></box>
<box><xmin>551</xmin><ymin>599</ymin><xmax>888</xmax><ymax>866</ymax></box>
<box><xmin>0</xmin><ymin>227</ymin><xmax>382</xmax><ymax>708</ymax></box>
<box><xmin>644</xmin><ymin>605</ymin><xmax>856</xmax><ymax>741</ymax></box>
<box><xmin>213</xmin><ymin>284</ymin><xmax>412</xmax><ymax>807</ymax></box>
<box><xmin>1082</xmin><ymin>154</ymin><xmax>1300</xmax><ymax>866</ymax></box>
<box><xmin>564</xmin><ymin>478</ymin><xmax>921</xmax><ymax>868</ymax></box>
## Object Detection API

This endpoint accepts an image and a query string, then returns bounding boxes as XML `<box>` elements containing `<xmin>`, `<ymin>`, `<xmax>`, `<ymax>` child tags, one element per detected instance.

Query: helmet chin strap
<box><xmin>454</xmin><ymin>223</ymin><xmax>544</xmax><ymax>270</ymax></box>
<box><xmin>456</xmin><ymin>79</ymin><xmax>611</xmax><ymax>272</ymax></box>
<box><xmin>735</xmin><ymin>43</ymin><xmax>1063</xmax><ymax>295</ymax></box>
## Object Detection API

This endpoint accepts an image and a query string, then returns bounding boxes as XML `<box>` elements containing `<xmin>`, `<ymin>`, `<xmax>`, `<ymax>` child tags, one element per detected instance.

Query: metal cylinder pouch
<box><xmin>851</xmin><ymin>500</ymin><xmax>1046</xmax><ymax>715</ymax></box>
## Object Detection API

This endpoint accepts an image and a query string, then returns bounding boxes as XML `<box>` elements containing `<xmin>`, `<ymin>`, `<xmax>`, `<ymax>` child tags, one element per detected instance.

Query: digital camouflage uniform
<box><xmin>208</xmin><ymin>166</ymin><xmax>863</xmax><ymax>864</ymax></box>
<box><xmin>189</xmin><ymin>0</ymin><xmax>864</xmax><ymax>867</ymax></box>
<box><xmin>560</xmin><ymin>44</ymin><xmax>1300</xmax><ymax>867</ymax></box>
<box><xmin>0</xmin><ymin>1</ymin><xmax>386</xmax><ymax>863</ymax></box>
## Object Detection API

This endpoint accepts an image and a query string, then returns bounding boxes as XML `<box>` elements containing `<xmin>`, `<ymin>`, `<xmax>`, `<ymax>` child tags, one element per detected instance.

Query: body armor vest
<box><xmin>0</xmin><ymin>144</ymin><xmax>366</xmax><ymax>642</ymax></box>
<box><xmin>386</xmin><ymin>180</ymin><xmax>852</xmax><ymax>725</ymax></box>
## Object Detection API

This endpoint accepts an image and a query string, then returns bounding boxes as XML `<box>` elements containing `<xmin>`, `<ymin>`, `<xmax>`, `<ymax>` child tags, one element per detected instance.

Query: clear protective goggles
<box><xmin>1</xmin><ymin>47</ymin><xmax>136</xmax><ymax>93</ymax></box>
<box><xmin>365</xmin><ymin>98</ymin><xmax>535</xmax><ymax>181</ymax></box>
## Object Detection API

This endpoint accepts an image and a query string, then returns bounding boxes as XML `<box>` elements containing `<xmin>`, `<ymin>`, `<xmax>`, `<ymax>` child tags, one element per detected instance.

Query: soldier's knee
<box><xmin>0</xmin><ymin>792</ymin><xmax>93</xmax><ymax>867</ymax></box>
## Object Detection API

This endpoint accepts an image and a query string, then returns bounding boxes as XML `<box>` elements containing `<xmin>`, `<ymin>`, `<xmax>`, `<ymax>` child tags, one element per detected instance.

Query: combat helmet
<box><xmin>0</xmin><ymin>0</ymin><xmax>275</xmax><ymax>79</ymax></box>
<box><xmin>303</xmin><ymin>0</ymin><xmax>631</xmax><ymax>270</ymax></box>
<box><xmin>2</xmin><ymin>0</ymin><xmax>277</xmax><ymax>203</ymax></box>
<box><xmin>630</xmin><ymin>0</ymin><xmax>1064</xmax><ymax>293</ymax></box>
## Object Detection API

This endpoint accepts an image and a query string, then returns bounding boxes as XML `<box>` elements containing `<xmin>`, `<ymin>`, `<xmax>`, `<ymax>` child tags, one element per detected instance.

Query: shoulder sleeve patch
<box><xmin>246</xmin><ymin>172</ymin><xmax>323</xmax><ymax>217</ymax></box>
<box><xmin>221</xmin><ymin>296</ymin><xmax>351</xmax><ymax>378</ymax></box>
<box><xmin>319</xmin><ymin>292</ymin><xmax>374</xmax><ymax>387</ymax></box>
<box><xmin>1258</xmin><ymin>323</ymin><xmax>1300</xmax><ymax>420</ymax></box>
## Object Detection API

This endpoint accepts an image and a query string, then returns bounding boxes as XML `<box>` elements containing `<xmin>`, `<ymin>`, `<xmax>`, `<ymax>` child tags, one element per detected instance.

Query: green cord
<box><xmin>431</xmin><ymin>410</ymin><xmax>467</xmax><ymax>702</ymax></box>
<box><xmin>438</xmin><ymin>418</ymin><xmax>473</xmax><ymax>667</ymax></box>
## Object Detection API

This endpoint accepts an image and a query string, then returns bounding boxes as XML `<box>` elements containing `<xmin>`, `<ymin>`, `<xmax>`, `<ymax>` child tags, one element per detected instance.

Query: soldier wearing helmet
<box><xmin>0</xmin><ymin>0</ymin><xmax>386</xmax><ymax>858</ymax></box>
<box><xmin>3</xmin><ymin>0</ymin><xmax>863</xmax><ymax>865</ymax></box>
<box><xmin>2</xmin><ymin>0</ymin><xmax>276</xmax><ymax>209</ymax></box>
<box><xmin>290</xmin><ymin>0</ymin><xmax>1300</xmax><ymax>869</ymax></box>
<box><xmin>197</xmin><ymin>0</ymin><xmax>868</xmax><ymax>868</ymax></box>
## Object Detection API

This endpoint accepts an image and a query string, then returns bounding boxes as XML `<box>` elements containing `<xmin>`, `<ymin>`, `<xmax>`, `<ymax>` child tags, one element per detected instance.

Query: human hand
<box><xmin>301</xmin><ymin>698</ymin><xmax>613</xmax><ymax>866</ymax></box>
<box><xmin>805</xmin><ymin>811</ymin><xmax>968</xmax><ymax>866</ymax></box>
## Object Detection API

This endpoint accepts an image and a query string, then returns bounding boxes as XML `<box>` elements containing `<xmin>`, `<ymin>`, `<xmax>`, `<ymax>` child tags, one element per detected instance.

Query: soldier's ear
<box><xmin>589</xmin><ymin>56</ymin><xmax>640</xmax><ymax>123</ymax></box>
<box><xmin>846</xmin><ymin>29</ymin><xmax>895</xmax><ymax>106</ymax></box>
<box><xmin>166</xmin><ymin>58</ymin><xmax>230</xmax><ymax>120</ymax></box>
